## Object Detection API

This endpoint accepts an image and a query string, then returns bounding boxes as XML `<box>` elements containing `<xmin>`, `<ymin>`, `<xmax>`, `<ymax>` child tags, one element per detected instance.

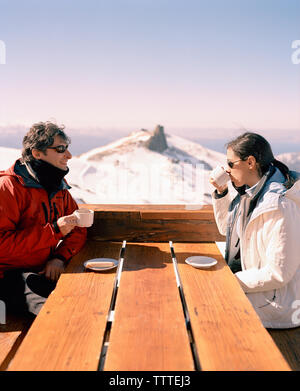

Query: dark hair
<box><xmin>226</xmin><ymin>132</ymin><xmax>294</xmax><ymax>188</ymax></box>
<box><xmin>22</xmin><ymin>121</ymin><xmax>71</xmax><ymax>163</ymax></box>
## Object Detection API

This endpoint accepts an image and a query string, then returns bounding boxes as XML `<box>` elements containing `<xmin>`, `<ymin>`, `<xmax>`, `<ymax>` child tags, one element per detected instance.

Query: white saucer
<box><xmin>185</xmin><ymin>256</ymin><xmax>217</xmax><ymax>269</ymax></box>
<box><xmin>84</xmin><ymin>258</ymin><xmax>118</xmax><ymax>271</ymax></box>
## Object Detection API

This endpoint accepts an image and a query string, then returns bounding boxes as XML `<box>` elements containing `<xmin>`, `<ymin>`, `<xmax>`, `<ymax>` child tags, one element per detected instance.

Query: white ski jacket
<box><xmin>212</xmin><ymin>167</ymin><xmax>300</xmax><ymax>328</ymax></box>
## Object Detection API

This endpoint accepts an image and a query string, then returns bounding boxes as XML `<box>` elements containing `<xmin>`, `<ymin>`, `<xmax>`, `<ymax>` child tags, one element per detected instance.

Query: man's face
<box><xmin>35</xmin><ymin>135</ymin><xmax>72</xmax><ymax>170</ymax></box>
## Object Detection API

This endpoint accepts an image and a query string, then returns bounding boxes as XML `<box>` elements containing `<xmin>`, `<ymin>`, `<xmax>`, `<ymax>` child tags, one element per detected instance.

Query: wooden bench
<box><xmin>1</xmin><ymin>205</ymin><xmax>299</xmax><ymax>371</ymax></box>
<box><xmin>4</xmin><ymin>240</ymin><xmax>121</xmax><ymax>371</ymax></box>
<box><xmin>268</xmin><ymin>327</ymin><xmax>300</xmax><ymax>371</ymax></box>
<box><xmin>0</xmin><ymin>313</ymin><xmax>33</xmax><ymax>371</ymax></box>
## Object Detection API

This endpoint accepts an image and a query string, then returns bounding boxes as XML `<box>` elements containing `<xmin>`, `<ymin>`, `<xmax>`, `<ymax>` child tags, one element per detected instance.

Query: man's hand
<box><xmin>56</xmin><ymin>214</ymin><xmax>77</xmax><ymax>236</ymax></box>
<box><xmin>39</xmin><ymin>258</ymin><xmax>65</xmax><ymax>281</ymax></box>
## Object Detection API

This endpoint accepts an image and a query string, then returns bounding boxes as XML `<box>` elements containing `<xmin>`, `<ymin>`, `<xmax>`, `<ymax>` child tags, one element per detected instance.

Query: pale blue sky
<box><xmin>0</xmin><ymin>0</ymin><xmax>299</xmax><ymax>147</ymax></box>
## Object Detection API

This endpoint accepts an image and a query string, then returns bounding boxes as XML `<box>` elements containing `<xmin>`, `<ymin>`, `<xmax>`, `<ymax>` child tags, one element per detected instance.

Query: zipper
<box><xmin>53</xmin><ymin>202</ymin><xmax>59</xmax><ymax>221</ymax></box>
<box><xmin>258</xmin><ymin>290</ymin><xmax>277</xmax><ymax>308</ymax></box>
<box><xmin>42</xmin><ymin>199</ymin><xmax>58</xmax><ymax>224</ymax></box>
<box><xmin>42</xmin><ymin>202</ymin><xmax>48</xmax><ymax>223</ymax></box>
<box><xmin>226</xmin><ymin>197</ymin><xmax>242</xmax><ymax>262</ymax></box>
<box><xmin>49</xmin><ymin>199</ymin><xmax>53</xmax><ymax>222</ymax></box>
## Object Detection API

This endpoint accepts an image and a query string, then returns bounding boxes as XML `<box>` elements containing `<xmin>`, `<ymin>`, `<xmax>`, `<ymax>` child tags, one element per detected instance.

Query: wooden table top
<box><xmin>8</xmin><ymin>240</ymin><xmax>291</xmax><ymax>371</ymax></box>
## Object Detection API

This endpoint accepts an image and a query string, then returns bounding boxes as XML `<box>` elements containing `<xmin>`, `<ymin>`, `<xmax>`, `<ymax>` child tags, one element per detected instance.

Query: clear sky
<box><xmin>0</xmin><ymin>0</ymin><xmax>299</xmax><ymax>143</ymax></box>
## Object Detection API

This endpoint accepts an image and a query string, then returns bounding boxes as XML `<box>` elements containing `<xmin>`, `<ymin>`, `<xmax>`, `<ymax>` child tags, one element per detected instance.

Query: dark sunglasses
<box><xmin>47</xmin><ymin>145</ymin><xmax>69</xmax><ymax>153</ymax></box>
<box><xmin>227</xmin><ymin>158</ymin><xmax>245</xmax><ymax>168</ymax></box>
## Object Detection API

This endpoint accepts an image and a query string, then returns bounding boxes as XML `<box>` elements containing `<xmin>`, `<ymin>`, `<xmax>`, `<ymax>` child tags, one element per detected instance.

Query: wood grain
<box><xmin>173</xmin><ymin>242</ymin><xmax>291</xmax><ymax>371</ymax></box>
<box><xmin>79</xmin><ymin>204</ymin><xmax>212</xmax><ymax>211</ymax></box>
<box><xmin>269</xmin><ymin>327</ymin><xmax>300</xmax><ymax>371</ymax></box>
<box><xmin>80</xmin><ymin>205</ymin><xmax>225</xmax><ymax>242</ymax></box>
<box><xmin>104</xmin><ymin>242</ymin><xmax>195</xmax><ymax>371</ymax></box>
<box><xmin>0</xmin><ymin>314</ymin><xmax>33</xmax><ymax>370</ymax></box>
<box><xmin>8</xmin><ymin>241</ymin><xmax>121</xmax><ymax>371</ymax></box>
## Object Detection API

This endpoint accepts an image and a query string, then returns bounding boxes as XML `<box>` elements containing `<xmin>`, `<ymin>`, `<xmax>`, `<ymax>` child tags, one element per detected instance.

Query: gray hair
<box><xmin>22</xmin><ymin>121</ymin><xmax>71</xmax><ymax>163</ymax></box>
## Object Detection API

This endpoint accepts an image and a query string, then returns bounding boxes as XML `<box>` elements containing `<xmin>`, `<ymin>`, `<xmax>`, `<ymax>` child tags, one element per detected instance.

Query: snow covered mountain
<box><xmin>0</xmin><ymin>126</ymin><xmax>227</xmax><ymax>205</ymax></box>
<box><xmin>66</xmin><ymin>126</ymin><xmax>227</xmax><ymax>205</ymax></box>
<box><xmin>3</xmin><ymin>127</ymin><xmax>299</xmax><ymax>205</ymax></box>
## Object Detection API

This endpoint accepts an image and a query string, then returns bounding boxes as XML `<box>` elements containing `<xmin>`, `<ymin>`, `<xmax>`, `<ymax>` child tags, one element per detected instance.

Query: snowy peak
<box><xmin>79</xmin><ymin>128</ymin><xmax>153</xmax><ymax>161</ymax></box>
<box><xmin>79</xmin><ymin>125</ymin><xmax>226</xmax><ymax>168</ymax></box>
<box><xmin>65</xmin><ymin>126</ymin><xmax>228</xmax><ymax>205</ymax></box>
<box><xmin>144</xmin><ymin>125</ymin><xmax>168</xmax><ymax>153</ymax></box>
<box><xmin>80</xmin><ymin>125</ymin><xmax>169</xmax><ymax>161</ymax></box>
<box><xmin>0</xmin><ymin>127</ymin><xmax>229</xmax><ymax>205</ymax></box>
<box><xmin>164</xmin><ymin>134</ymin><xmax>226</xmax><ymax>170</ymax></box>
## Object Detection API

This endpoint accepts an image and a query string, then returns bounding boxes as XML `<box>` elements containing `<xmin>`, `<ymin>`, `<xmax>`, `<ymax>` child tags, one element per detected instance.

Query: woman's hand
<box><xmin>209</xmin><ymin>176</ymin><xmax>228</xmax><ymax>194</ymax></box>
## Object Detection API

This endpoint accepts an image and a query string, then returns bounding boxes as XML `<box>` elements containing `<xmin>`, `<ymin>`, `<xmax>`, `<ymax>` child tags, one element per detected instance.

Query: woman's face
<box><xmin>226</xmin><ymin>147</ymin><xmax>261</xmax><ymax>188</ymax></box>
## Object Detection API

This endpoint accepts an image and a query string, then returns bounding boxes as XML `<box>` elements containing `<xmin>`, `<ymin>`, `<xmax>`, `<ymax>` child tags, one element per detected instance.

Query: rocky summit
<box><xmin>144</xmin><ymin>125</ymin><xmax>168</xmax><ymax>153</ymax></box>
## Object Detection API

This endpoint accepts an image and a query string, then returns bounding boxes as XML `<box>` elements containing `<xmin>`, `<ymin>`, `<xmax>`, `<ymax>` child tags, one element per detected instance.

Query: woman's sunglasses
<box><xmin>47</xmin><ymin>145</ymin><xmax>69</xmax><ymax>153</ymax></box>
<box><xmin>227</xmin><ymin>158</ymin><xmax>244</xmax><ymax>168</ymax></box>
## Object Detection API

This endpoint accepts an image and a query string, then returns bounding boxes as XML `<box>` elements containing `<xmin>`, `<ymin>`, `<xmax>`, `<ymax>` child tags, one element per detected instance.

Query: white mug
<box><xmin>74</xmin><ymin>209</ymin><xmax>94</xmax><ymax>227</ymax></box>
<box><xmin>210</xmin><ymin>166</ymin><xmax>229</xmax><ymax>187</ymax></box>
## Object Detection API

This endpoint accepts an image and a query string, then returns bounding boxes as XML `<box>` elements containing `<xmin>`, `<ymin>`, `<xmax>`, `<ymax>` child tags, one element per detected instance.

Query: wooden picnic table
<box><xmin>2</xmin><ymin>206</ymin><xmax>292</xmax><ymax>371</ymax></box>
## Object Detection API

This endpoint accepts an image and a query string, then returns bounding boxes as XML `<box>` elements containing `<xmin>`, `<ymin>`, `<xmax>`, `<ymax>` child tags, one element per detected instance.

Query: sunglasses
<box><xmin>47</xmin><ymin>145</ymin><xmax>69</xmax><ymax>153</ymax></box>
<box><xmin>227</xmin><ymin>158</ymin><xmax>245</xmax><ymax>168</ymax></box>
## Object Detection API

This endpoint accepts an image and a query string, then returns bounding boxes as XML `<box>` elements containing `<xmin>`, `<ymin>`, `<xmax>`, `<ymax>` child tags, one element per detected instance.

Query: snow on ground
<box><xmin>0</xmin><ymin>146</ymin><xmax>20</xmax><ymax>170</ymax></box>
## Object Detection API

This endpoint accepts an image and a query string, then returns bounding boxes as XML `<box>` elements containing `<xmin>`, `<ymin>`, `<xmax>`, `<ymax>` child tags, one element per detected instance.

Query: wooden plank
<box><xmin>83</xmin><ymin>205</ymin><xmax>225</xmax><ymax>242</ymax></box>
<box><xmin>174</xmin><ymin>242</ymin><xmax>291</xmax><ymax>371</ymax></box>
<box><xmin>0</xmin><ymin>314</ymin><xmax>33</xmax><ymax>370</ymax></box>
<box><xmin>80</xmin><ymin>204</ymin><xmax>215</xmax><ymax>218</ymax></box>
<box><xmin>89</xmin><ymin>217</ymin><xmax>224</xmax><ymax>243</ymax></box>
<box><xmin>79</xmin><ymin>204</ymin><xmax>213</xmax><ymax>211</ymax></box>
<box><xmin>8</xmin><ymin>241</ymin><xmax>121</xmax><ymax>371</ymax></box>
<box><xmin>140</xmin><ymin>211</ymin><xmax>214</xmax><ymax>220</ymax></box>
<box><xmin>104</xmin><ymin>242</ymin><xmax>195</xmax><ymax>371</ymax></box>
<box><xmin>268</xmin><ymin>327</ymin><xmax>300</xmax><ymax>371</ymax></box>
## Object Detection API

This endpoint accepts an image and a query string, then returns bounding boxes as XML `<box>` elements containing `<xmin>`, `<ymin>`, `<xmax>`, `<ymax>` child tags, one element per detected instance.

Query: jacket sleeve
<box><xmin>211</xmin><ymin>189</ymin><xmax>231</xmax><ymax>236</ymax></box>
<box><xmin>0</xmin><ymin>178</ymin><xmax>64</xmax><ymax>264</ymax></box>
<box><xmin>52</xmin><ymin>190</ymin><xmax>87</xmax><ymax>263</ymax></box>
<box><xmin>235</xmin><ymin>197</ymin><xmax>300</xmax><ymax>293</ymax></box>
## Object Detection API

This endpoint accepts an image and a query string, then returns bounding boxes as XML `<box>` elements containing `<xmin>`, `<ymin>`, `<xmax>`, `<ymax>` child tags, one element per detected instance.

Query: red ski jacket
<box><xmin>0</xmin><ymin>160</ymin><xmax>87</xmax><ymax>278</ymax></box>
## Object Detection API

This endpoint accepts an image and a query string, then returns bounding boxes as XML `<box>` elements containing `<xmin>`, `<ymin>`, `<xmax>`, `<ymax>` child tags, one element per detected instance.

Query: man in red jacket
<box><xmin>0</xmin><ymin>121</ymin><xmax>87</xmax><ymax>316</ymax></box>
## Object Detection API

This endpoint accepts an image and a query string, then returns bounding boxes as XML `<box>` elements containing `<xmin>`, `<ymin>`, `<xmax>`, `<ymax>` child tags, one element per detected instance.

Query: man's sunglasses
<box><xmin>47</xmin><ymin>145</ymin><xmax>69</xmax><ymax>153</ymax></box>
<box><xmin>227</xmin><ymin>158</ymin><xmax>244</xmax><ymax>168</ymax></box>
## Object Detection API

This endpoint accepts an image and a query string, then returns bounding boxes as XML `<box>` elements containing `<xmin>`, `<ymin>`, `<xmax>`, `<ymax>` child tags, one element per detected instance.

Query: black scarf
<box><xmin>28</xmin><ymin>159</ymin><xmax>69</xmax><ymax>195</ymax></box>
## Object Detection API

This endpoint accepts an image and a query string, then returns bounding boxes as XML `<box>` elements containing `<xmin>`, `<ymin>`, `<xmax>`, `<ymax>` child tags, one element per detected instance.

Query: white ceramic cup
<box><xmin>210</xmin><ymin>166</ymin><xmax>229</xmax><ymax>187</ymax></box>
<box><xmin>74</xmin><ymin>209</ymin><xmax>94</xmax><ymax>227</ymax></box>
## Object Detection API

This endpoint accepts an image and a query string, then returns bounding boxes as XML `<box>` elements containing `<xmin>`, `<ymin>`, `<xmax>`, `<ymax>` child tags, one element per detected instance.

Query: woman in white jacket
<box><xmin>211</xmin><ymin>132</ymin><xmax>300</xmax><ymax>329</ymax></box>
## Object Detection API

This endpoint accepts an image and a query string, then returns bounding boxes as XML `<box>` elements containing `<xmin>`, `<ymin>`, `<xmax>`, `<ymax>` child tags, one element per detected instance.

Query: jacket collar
<box><xmin>247</xmin><ymin>167</ymin><xmax>289</xmax><ymax>222</ymax></box>
<box><xmin>7</xmin><ymin>159</ymin><xmax>71</xmax><ymax>192</ymax></box>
